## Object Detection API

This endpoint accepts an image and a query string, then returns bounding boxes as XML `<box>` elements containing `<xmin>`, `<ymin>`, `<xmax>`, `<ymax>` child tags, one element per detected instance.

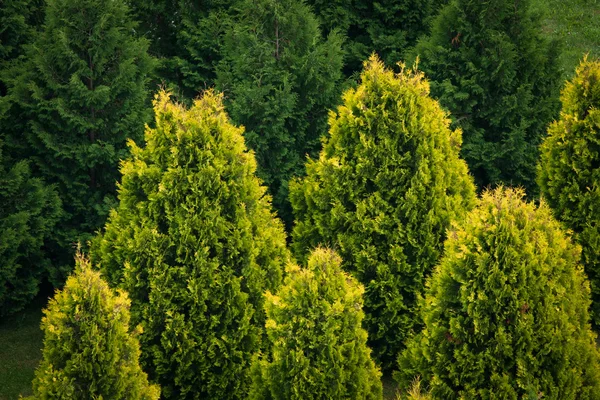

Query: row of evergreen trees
<box><xmin>0</xmin><ymin>0</ymin><xmax>565</xmax><ymax>319</ymax></box>
<box><xmin>27</xmin><ymin>56</ymin><xmax>600</xmax><ymax>399</ymax></box>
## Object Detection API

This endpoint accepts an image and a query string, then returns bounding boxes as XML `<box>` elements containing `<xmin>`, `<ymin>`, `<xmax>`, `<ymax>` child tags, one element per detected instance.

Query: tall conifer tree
<box><xmin>8</xmin><ymin>0</ymin><xmax>155</xmax><ymax>282</ymax></box>
<box><xmin>216</xmin><ymin>0</ymin><xmax>344</xmax><ymax>227</ymax></box>
<box><xmin>91</xmin><ymin>91</ymin><xmax>289</xmax><ymax>399</ymax></box>
<box><xmin>290</xmin><ymin>56</ymin><xmax>476</xmax><ymax>369</ymax></box>
<box><xmin>538</xmin><ymin>58</ymin><xmax>600</xmax><ymax>325</ymax></box>
<box><xmin>412</xmin><ymin>0</ymin><xmax>561</xmax><ymax>193</ymax></box>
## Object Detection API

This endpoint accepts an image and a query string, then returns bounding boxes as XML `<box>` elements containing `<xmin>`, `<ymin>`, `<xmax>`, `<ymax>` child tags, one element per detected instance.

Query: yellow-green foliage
<box><xmin>32</xmin><ymin>254</ymin><xmax>159</xmax><ymax>400</ymax></box>
<box><xmin>538</xmin><ymin>57</ymin><xmax>600</xmax><ymax>325</ymax></box>
<box><xmin>91</xmin><ymin>90</ymin><xmax>290</xmax><ymax>399</ymax></box>
<box><xmin>249</xmin><ymin>248</ymin><xmax>382</xmax><ymax>400</ymax></box>
<box><xmin>397</xmin><ymin>188</ymin><xmax>600</xmax><ymax>399</ymax></box>
<box><xmin>290</xmin><ymin>55</ymin><xmax>476</xmax><ymax>368</ymax></box>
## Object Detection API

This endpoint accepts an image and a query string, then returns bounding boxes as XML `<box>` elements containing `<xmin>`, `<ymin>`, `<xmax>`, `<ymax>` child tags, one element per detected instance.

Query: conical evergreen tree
<box><xmin>32</xmin><ymin>253</ymin><xmax>160</xmax><ymax>399</ymax></box>
<box><xmin>249</xmin><ymin>248</ymin><xmax>382</xmax><ymax>400</ymax></box>
<box><xmin>0</xmin><ymin>141</ymin><xmax>61</xmax><ymax>316</ymax></box>
<box><xmin>412</xmin><ymin>0</ymin><xmax>561</xmax><ymax>193</ymax></box>
<box><xmin>538</xmin><ymin>57</ymin><xmax>600</xmax><ymax>325</ymax></box>
<box><xmin>216</xmin><ymin>0</ymin><xmax>344</xmax><ymax>228</ymax></box>
<box><xmin>91</xmin><ymin>91</ymin><xmax>290</xmax><ymax>399</ymax></box>
<box><xmin>396</xmin><ymin>188</ymin><xmax>600</xmax><ymax>399</ymax></box>
<box><xmin>6</xmin><ymin>0</ymin><xmax>155</xmax><ymax>284</ymax></box>
<box><xmin>290</xmin><ymin>56</ymin><xmax>476</xmax><ymax>369</ymax></box>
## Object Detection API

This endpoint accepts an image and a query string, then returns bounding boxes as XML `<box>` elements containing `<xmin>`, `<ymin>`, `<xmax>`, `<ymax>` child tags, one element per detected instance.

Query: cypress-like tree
<box><xmin>32</xmin><ymin>254</ymin><xmax>160</xmax><ymax>400</ymax></box>
<box><xmin>412</xmin><ymin>0</ymin><xmax>561</xmax><ymax>193</ymax></box>
<box><xmin>306</xmin><ymin>0</ymin><xmax>435</xmax><ymax>75</ymax></box>
<box><xmin>0</xmin><ymin>141</ymin><xmax>61</xmax><ymax>316</ymax></box>
<box><xmin>91</xmin><ymin>91</ymin><xmax>290</xmax><ymax>399</ymax></box>
<box><xmin>538</xmin><ymin>58</ymin><xmax>600</xmax><ymax>325</ymax></box>
<box><xmin>249</xmin><ymin>248</ymin><xmax>382</xmax><ymax>400</ymax></box>
<box><xmin>7</xmin><ymin>0</ymin><xmax>155</xmax><ymax>283</ymax></box>
<box><xmin>396</xmin><ymin>188</ymin><xmax>600</xmax><ymax>399</ymax></box>
<box><xmin>290</xmin><ymin>55</ymin><xmax>476</xmax><ymax>369</ymax></box>
<box><xmin>216</xmin><ymin>0</ymin><xmax>344</xmax><ymax>228</ymax></box>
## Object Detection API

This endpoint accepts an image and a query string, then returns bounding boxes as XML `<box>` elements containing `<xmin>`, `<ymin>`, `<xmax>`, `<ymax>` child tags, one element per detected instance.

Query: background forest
<box><xmin>1</xmin><ymin>0</ymin><xmax>600</xmax><ymax>398</ymax></box>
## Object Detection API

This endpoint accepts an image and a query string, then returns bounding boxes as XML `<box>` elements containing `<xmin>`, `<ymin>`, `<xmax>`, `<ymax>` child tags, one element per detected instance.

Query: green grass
<box><xmin>532</xmin><ymin>0</ymin><xmax>600</xmax><ymax>77</ymax></box>
<box><xmin>0</xmin><ymin>299</ymin><xmax>46</xmax><ymax>400</ymax></box>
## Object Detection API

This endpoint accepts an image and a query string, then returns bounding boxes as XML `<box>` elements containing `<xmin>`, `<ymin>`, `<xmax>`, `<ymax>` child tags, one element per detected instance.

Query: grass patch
<box><xmin>532</xmin><ymin>0</ymin><xmax>600</xmax><ymax>77</ymax></box>
<box><xmin>0</xmin><ymin>297</ymin><xmax>47</xmax><ymax>400</ymax></box>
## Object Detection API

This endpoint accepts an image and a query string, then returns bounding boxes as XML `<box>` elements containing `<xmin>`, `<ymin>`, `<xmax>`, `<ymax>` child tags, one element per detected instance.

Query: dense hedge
<box><xmin>290</xmin><ymin>55</ymin><xmax>476</xmax><ymax>369</ymax></box>
<box><xmin>397</xmin><ymin>188</ymin><xmax>600</xmax><ymax>399</ymax></box>
<box><xmin>91</xmin><ymin>90</ymin><xmax>289</xmax><ymax>399</ymax></box>
<box><xmin>249</xmin><ymin>248</ymin><xmax>382</xmax><ymax>399</ymax></box>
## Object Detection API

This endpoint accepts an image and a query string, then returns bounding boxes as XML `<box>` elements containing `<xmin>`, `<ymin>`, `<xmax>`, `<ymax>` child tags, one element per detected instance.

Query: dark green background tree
<box><xmin>306</xmin><ymin>0</ymin><xmax>437</xmax><ymax>75</ymax></box>
<box><xmin>249</xmin><ymin>248</ymin><xmax>382</xmax><ymax>400</ymax></box>
<box><xmin>412</xmin><ymin>0</ymin><xmax>561</xmax><ymax>193</ymax></box>
<box><xmin>0</xmin><ymin>141</ymin><xmax>61</xmax><ymax>317</ymax></box>
<box><xmin>5</xmin><ymin>0</ymin><xmax>155</xmax><ymax>284</ymax></box>
<box><xmin>32</xmin><ymin>254</ymin><xmax>160</xmax><ymax>400</ymax></box>
<box><xmin>216</xmin><ymin>0</ymin><xmax>344</xmax><ymax>228</ymax></box>
<box><xmin>91</xmin><ymin>91</ymin><xmax>290</xmax><ymax>399</ymax></box>
<box><xmin>397</xmin><ymin>188</ymin><xmax>600</xmax><ymax>399</ymax></box>
<box><xmin>538</xmin><ymin>57</ymin><xmax>600</xmax><ymax>325</ymax></box>
<box><xmin>290</xmin><ymin>56</ymin><xmax>476</xmax><ymax>369</ymax></box>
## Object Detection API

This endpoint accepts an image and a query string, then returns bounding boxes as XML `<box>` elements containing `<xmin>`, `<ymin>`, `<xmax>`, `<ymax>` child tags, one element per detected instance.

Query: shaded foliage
<box><xmin>412</xmin><ymin>0</ymin><xmax>561</xmax><ymax>193</ymax></box>
<box><xmin>216</xmin><ymin>0</ymin><xmax>344</xmax><ymax>228</ymax></box>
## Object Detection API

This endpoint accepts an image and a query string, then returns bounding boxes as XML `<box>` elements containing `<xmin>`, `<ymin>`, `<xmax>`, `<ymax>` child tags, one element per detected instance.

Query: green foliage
<box><xmin>128</xmin><ymin>0</ymin><xmax>237</xmax><ymax>98</ymax></box>
<box><xmin>0</xmin><ymin>0</ymin><xmax>43</xmax><ymax>65</ymax></box>
<box><xmin>0</xmin><ymin>142</ymin><xmax>61</xmax><ymax>316</ymax></box>
<box><xmin>32</xmin><ymin>254</ymin><xmax>160</xmax><ymax>400</ymax></box>
<box><xmin>249</xmin><ymin>248</ymin><xmax>382</xmax><ymax>400</ymax></box>
<box><xmin>396</xmin><ymin>188</ymin><xmax>600</xmax><ymax>399</ymax></box>
<box><xmin>290</xmin><ymin>56</ymin><xmax>476</xmax><ymax>369</ymax></box>
<box><xmin>216</xmin><ymin>0</ymin><xmax>344</xmax><ymax>228</ymax></box>
<box><xmin>412</xmin><ymin>0</ymin><xmax>561</xmax><ymax>193</ymax></box>
<box><xmin>306</xmin><ymin>0</ymin><xmax>436</xmax><ymax>75</ymax></box>
<box><xmin>91</xmin><ymin>90</ymin><xmax>290</xmax><ymax>399</ymax></box>
<box><xmin>4</xmin><ymin>0</ymin><xmax>155</xmax><ymax>283</ymax></box>
<box><xmin>538</xmin><ymin>57</ymin><xmax>600</xmax><ymax>325</ymax></box>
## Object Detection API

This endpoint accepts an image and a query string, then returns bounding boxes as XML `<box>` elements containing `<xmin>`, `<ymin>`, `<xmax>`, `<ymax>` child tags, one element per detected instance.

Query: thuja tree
<box><xmin>249</xmin><ymin>248</ymin><xmax>382</xmax><ymax>400</ymax></box>
<box><xmin>290</xmin><ymin>56</ymin><xmax>476</xmax><ymax>369</ymax></box>
<box><xmin>7</xmin><ymin>0</ymin><xmax>155</xmax><ymax>283</ymax></box>
<box><xmin>91</xmin><ymin>91</ymin><xmax>289</xmax><ymax>399</ymax></box>
<box><xmin>32</xmin><ymin>254</ymin><xmax>160</xmax><ymax>400</ymax></box>
<box><xmin>0</xmin><ymin>142</ymin><xmax>61</xmax><ymax>316</ymax></box>
<box><xmin>396</xmin><ymin>188</ymin><xmax>600</xmax><ymax>399</ymax></box>
<box><xmin>216</xmin><ymin>0</ymin><xmax>344</xmax><ymax>228</ymax></box>
<box><xmin>538</xmin><ymin>58</ymin><xmax>600</xmax><ymax>325</ymax></box>
<box><xmin>412</xmin><ymin>0</ymin><xmax>561</xmax><ymax>193</ymax></box>
<box><xmin>306</xmin><ymin>0</ymin><xmax>436</xmax><ymax>75</ymax></box>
